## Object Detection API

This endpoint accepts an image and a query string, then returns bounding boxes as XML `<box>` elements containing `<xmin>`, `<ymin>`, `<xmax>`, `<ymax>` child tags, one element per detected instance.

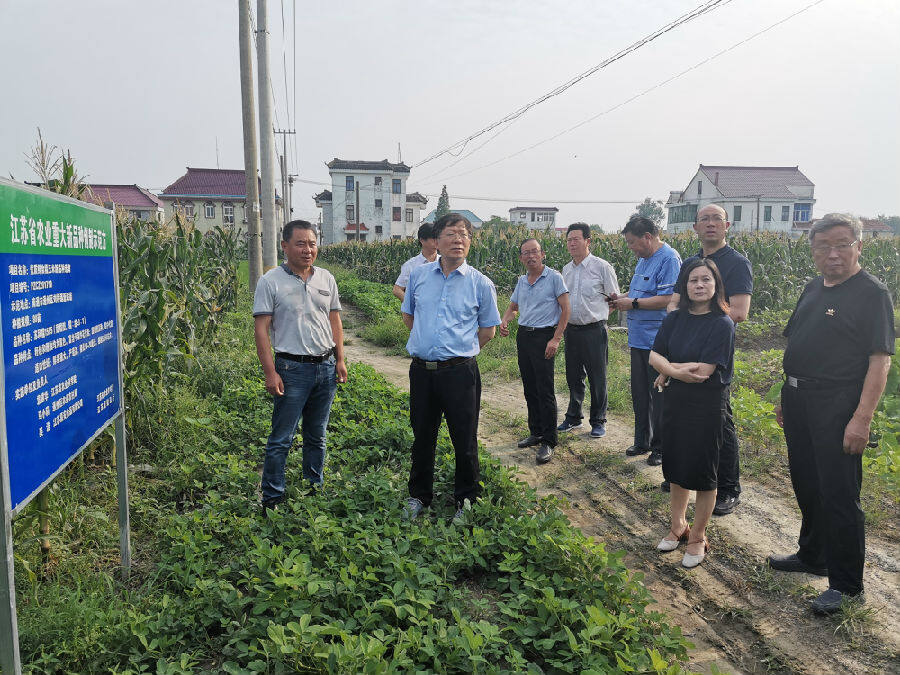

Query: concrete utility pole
<box><xmin>239</xmin><ymin>0</ymin><xmax>263</xmax><ymax>291</ymax></box>
<box><xmin>274</xmin><ymin>128</ymin><xmax>295</xmax><ymax>226</ymax></box>
<box><xmin>257</xmin><ymin>0</ymin><xmax>278</xmax><ymax>269</ymax></box>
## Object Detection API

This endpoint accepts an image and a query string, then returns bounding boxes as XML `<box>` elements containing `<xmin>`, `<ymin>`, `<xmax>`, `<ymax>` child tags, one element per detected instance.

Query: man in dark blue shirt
<box><xmin>667</xmin><ymin>204</ymin><xmax>752</xmax><ymax>515</ymax></box>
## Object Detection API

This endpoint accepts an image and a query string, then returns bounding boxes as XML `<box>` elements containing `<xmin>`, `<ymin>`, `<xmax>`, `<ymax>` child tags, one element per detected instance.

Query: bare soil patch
<box><xmin>341</xmin><ymin>307</ymin><xmax>900</xmax><ymax>675</ymax></box>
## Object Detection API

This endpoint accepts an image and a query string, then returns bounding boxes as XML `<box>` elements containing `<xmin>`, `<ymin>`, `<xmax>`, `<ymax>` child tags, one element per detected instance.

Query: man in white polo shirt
<box><xmin>393</xmin><ymin>224</ymin><xmax>439</xmax><ymax>302</ymax></box>
<box><xmin>559</xmin><ymin>223</ymin><xmax>620</xmax><ymax>438</ymax></box>
<box><xmin>253</xmin><ymin>220</ymin><xmax>348</xmax><ymax>513</ymax></box>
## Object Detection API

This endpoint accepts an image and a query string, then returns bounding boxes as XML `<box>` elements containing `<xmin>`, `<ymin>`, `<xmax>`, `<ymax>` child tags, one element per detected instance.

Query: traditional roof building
<box><xmin>83</xmin><ymin>184</ymin><xmax>164</xmax><ymax>222</ymax></box>
<box><xmin>665</xmin><ymin>165</ymin><xmax>815</xmax><ymax>234</ymax></box>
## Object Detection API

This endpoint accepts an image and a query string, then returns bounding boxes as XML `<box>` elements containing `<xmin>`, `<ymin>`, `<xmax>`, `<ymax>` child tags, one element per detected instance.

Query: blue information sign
<box><xmin>0</xmin><ymin>181</ymin><xmax>122</xmax><ymax>514</ymax></box>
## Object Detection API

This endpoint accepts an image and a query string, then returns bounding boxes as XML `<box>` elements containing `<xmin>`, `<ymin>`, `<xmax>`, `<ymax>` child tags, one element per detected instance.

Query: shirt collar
<box><xmin>696</xmin><ymin>244</ymin><xmax>730</xmax><ymax>259</ymax></box>
<box><xmin>430</xmin><ymin>260</ymin><xmax>470</xmax><ymax>276</ymax></box>
<box><xmin>281</xmin><ymin>263</ymin><xmax>315</xmax><ymax>279</ymax></box>
<box><xmin>523</xmin><ymin>265</ymin><xmax>550</xmax><ymax>283</ymax></box>
<box><xmin>572</xmin><ymin>253</ymin><xmax>595</xmax><ymax>267</ymax></box>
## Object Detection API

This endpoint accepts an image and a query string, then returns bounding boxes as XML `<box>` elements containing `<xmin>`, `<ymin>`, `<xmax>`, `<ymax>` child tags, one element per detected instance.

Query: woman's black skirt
<box><xmin>661</xmin><ymin>380</ymin><xmax>726</xmax><ymax>491</ymax></box>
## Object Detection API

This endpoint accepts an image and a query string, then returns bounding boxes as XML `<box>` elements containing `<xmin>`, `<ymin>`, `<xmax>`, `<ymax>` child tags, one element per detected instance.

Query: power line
<box><xmin>412</xmin><ymin>0</ymin><xmax>735</xmax><ymax>168</ymax></box>
<box><xmin>419</xmin><ymin>0</ymin><xmax>828</xmax><ymax>189</ymax></box>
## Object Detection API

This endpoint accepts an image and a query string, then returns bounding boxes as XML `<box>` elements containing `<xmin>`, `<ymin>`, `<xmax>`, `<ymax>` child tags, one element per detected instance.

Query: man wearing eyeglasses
<box><xmin>499</xmin><ymin>238</ymin><xmax>570</xmax><ymax>464</ymax></box>
<box><xmin>400</xmin><ymin>213</ymin><xmax>501</xmax><ymax>523</ymax></box>
<box><xmin>769</xmin><ymin>213</ymin><xmax>893</xmax><ymax>615</ymax></box>
<box><xmin>665</xmin><ymin>204</ymin><xmax>753</xmax><ymax>514</ymax></box>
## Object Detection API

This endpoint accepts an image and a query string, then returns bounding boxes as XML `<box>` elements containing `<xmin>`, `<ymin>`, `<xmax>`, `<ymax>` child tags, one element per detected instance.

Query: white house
<box><xmin>314</xmin><ymin>159</ymin><xmax>426</xmax><ymax>244</ymax></box>
<box><xmin>665</xmin><ymin>165</ymin><xmax>815</xmax><ymax>234</ymax></box>
<box><xmin>509</xmin><ymin>206</ymin><xmax>559</xmax><ymax>230</ymax></box>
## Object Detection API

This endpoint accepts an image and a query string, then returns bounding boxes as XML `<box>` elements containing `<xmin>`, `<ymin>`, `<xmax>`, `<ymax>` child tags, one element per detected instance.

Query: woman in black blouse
<box><xmin>649</xmin><ymin>259</ymin><xmax>735</xmax><ymax>568</ymax></box>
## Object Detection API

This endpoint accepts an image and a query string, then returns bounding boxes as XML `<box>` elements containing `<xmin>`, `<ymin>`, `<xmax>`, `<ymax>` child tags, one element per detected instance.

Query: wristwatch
<box><xmin>632</xmin><ymin>297</ymin><xmax>639</xmax><ymax>310</ymax></box>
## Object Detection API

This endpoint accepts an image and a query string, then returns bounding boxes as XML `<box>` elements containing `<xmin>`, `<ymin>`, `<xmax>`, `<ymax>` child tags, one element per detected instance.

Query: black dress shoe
<box><xmin>517</xmin><ymin>435</ymin><xmax>541</xmax><ymax>448</ymax></box>
<box><xmin>625</xmin><ymin>445</ymin><xmax>649</xmax><ymax>456</ymax></box>
<box><xmin>713</xmin><ymin>494</ymin><xmax>740</xmax><ymax>516</ymax></box>
<box><xmin>767</xmin><ymin>552</ymin><xmax>828</xmax><ymax>576</ymax></box>
<box><xmin>536</xmin><ymin>444</ymin><xmax>553</xmax><ymax>464</ymax></box>
<box><xmin>660</xmin><ymin>480</ymin><xmax>670</xmax><ymax>492</ymax></box>
<box><xmin>646</xmin><ymin>450</ymin><xmax>663</xmax><ymax>466</ymax></box>
<box><xmin>811</xmin><ymin>587</ymin><xmax>863</xmax><ymax>615</ymax></box>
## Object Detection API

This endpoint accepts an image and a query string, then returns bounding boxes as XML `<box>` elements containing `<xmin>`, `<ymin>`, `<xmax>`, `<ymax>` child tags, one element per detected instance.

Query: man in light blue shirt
<box><xmin>499</xmin><ymin>238</ymin><xmax>570</xmax><ymax>464</ymax></box>
<box><xmin>608</xmin><ymin>216</ymin><xmax>681</xmax><ymax>465</ymax></box>
<box><xmin>400</xmin><ymin>213</ymin><xmax>500</xmax><ymax>522</ymax></box>
<box><xmin>392</xmin><ymin>223</ymin><xmax>438</xmax><ymax>302</ymax></box>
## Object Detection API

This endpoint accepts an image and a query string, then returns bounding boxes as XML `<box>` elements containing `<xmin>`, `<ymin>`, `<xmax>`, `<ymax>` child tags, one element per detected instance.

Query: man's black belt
<box><xmin>519</xmin><ymin>325</ymin><xmax>556</xmax><ymax>332</ymax></box>
<box><xmin>412</xmin><ymin>356</ymin><xmax>473</xmax><ymax>371</ymax></box>
<box><xmin>566</xmin><ymin>320</ymin><xmax>605</xmax><ymax>331</ymax></box>
<box><xmin>275</xmin><ymin>348</ymin><xmax>334</xmax><ymax>363</ymax></box>
<box><xmin>784</xmin><ymin>374</ymin><xmax>859</xmax><ymax>390</ymax></box>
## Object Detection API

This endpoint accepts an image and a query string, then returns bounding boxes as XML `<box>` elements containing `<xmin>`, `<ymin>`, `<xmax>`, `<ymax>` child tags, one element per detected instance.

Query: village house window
<box><xmin>392</xmin><ymin>235</ymin><xmax>401</xmax><ymax>240</ymax></box>
<box><xmin>205</xmin><ymin>202</ymin><xmax>215</xmax><ymax>219</ymax></box>
<box><xmin>375</xmin><ymin>225</ymin><xmax>383</xmax><ymax>234</ymax></box>
<box><xmin>346</xmin><ymin>176</ymin><xmax>355</xmax><ymax>192</ymax></box>
<box><xmin>781</xmin><ymin>205</ymin><xmax>790</xmax><ymax>221</ymax></box>
<box><xmin>794</xmin><ymin>204</ymin><xmax>812</xmax><ymax>222</ymax></box>
<box><xmin>697</xmin><ymin>181</ymin><xmax>702</xmax><ymax>196</ymax></box>
<box><xmin>392</xmin><ymin>207</ymin><xmax>401</xmax><ymax>221</ymax></box>
<box><xmin>223</xmin><ymin>202</ymin><xmax>235</xmax><ymax>225</ymax></box>
<box><xmin>346</xmin><ymin>205</ymin><xmax>355</xmax><ymax>223</ymax></box>
<box><xmin>374</xmin><ymin>199</ymin><xmax>382</xmax><ymax>208</ymax></box>
<box><xmin>374</xmin><ymin>176</ymin><xmax>382</xmax><ymax>187</ymax></box>
<box><xmin>392</xmin><ymin>179</ymin><xmax>401</xmax><ymax>194</ymax></box>
<box><xmin>733</xmin><ymin>205</ymin><xmax>742</xmax><ymax>222</ymax></box>
<box><xmin>178</xmin><ymin>201</ymin><xmax>195</xmax><ymax>218</ymax></box>
<box><xmin>405</xmin><ymin>208</ymin><xmax>413</xmax><ymax>222</ymax></box>
<box><xmin>764</xmin><ymin>206</ymin><xmax>772</xmax><ymax>222</ymax></box>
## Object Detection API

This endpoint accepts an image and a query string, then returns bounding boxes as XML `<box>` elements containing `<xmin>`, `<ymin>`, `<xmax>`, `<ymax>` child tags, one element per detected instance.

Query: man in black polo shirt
<box><xmin>667</xmin><ymin>204</ymin><xmax>752</xmax><ymax>515</ymax></box>
<box><xmin>769</xmin><ymin>213</ymin><xmax>894</xmax><ymax>615</ymax></box>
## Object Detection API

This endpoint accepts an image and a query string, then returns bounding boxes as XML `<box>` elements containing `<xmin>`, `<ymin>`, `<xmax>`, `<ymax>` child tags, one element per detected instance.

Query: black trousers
<box><xmin>517</xmin><ymin>328</ymin><xmax>558</xmax><ymax>447</ymax></box>
<box><xmin>717</xmin><ymin>389</ymin><xmax>741</xmax><ymax>497</ymax></box>
<box><xmin>563</xmin><ymin>322</ymin><xmax>609</xmax><ymax>426</ymax></box>
<box><xmin>408</xmin><ymin>357</ymin><xmax>481</xmax><ymax>508</ymax></box>
<box><xmin>782</xmin><ymin>381</ymin><xmax>865</xmax><ymax>595</ymax></box>
<box><xmin>630</xmin><ymin>348</ymin><xmax>662</xmax><ymax>452</ymax></box>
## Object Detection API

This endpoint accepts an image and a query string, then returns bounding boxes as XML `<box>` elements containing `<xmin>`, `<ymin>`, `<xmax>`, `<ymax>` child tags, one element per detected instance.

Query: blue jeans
<box><xmin>261</xmin><ymin>356</ymin><xmax>337</xmax><ymax>501</ymax></box>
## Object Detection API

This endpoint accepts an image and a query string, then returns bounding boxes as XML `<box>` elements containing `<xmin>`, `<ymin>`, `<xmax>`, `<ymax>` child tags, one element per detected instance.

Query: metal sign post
<box><xmin>0</xmin><ymin>178</ymin><xmax>128</xmax><ymax>673</ymax></box>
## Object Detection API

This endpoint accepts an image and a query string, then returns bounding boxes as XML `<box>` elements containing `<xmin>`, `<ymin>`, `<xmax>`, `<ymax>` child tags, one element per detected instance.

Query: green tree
<box><xmin>435</xmin><ymin>185</ymin><xmax>450</xmax><ymax>220</ymax></box>
<box><xmin>633</xmin><ymin>197</ymin><xmax>665</xmax><ymax>225</ymax></box>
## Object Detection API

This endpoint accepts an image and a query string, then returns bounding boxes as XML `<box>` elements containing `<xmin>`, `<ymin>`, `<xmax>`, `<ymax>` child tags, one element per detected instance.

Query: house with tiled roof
<box><xmin>158</xmin><ymin>167</ymin><xmax>282</xmax><ymax>234</ymax></box>
<box><xmin>665</xmin><ymin>165</ymin><xmax>815</xmax><ymax>234</ymax></box>
<box><xmin>83</xmin><ymin>184</ymin><xmax>164</xmax><ymax>222</ymax></box>
<box><xmin>423</xmin><ymin>209</ymin><xmax>484</xmax><ymax>228</ymax></box>
<box><xmin>315</xmin><ymin>158</ymin><xmax>425</xmax><ymax>244</ymax></box>
<box><xmin>508</xmin><ymin>206</ymin><xmax>559</xmax><ymax>230</ymax></box>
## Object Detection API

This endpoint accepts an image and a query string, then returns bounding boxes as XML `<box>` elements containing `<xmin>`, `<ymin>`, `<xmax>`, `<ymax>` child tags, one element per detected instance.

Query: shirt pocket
<box><xmin>446</xmin><ymin>287</ymin><xmax>478</xmax><ymax>324</ymax></box>
<box><xmin>629</xmin><ymin>273</ymin><xmax>656</xmax><ymax>298</ymax></box>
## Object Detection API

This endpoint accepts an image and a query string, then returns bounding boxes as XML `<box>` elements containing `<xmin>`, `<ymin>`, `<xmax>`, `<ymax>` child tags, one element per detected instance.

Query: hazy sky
<box><xmin>2</xmin><ymin>0</ymin><xmax>898</xmax><ymax>230</ymax></box>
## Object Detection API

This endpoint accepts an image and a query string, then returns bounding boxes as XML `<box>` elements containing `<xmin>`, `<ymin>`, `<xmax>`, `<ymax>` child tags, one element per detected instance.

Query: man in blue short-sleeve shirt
<box><xmin>400</xmin><ymin>213</ymin><xmax>500</xmax><ymax>523</ymax></box>
<box><xmin>608</xmin><ymin>216</ymin><xmax>681</xmax><ymax>464</ymax></box>
<box><xmin>499</xmin><ymin>238</ymin><xmax>570</xmax><ymax>464</ymax></box>
<box><xmin>668</xmin><ymin>203</ymin><xmax>753</xmax><ymax>512</ymax></box>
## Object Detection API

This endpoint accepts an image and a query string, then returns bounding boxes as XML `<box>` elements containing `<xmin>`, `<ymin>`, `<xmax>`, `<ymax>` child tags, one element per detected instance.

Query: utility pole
<box><xmin>238</xmin><ymin>0</ymin><xmax>263</xmax><ymax>291</ymax></box>
<box><xmin>257</xmin><ymin>0</ymin><xmax>277</xmax><ymax>269</ymax></box>
<box><xmin>274</xmin><ymin>128</ymin><xmax>295</xmax><ymax>226</ymax></box>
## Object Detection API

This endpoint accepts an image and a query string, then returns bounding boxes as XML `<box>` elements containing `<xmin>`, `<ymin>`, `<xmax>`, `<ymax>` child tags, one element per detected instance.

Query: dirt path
<box><xmin>341</xmin><ymin>311</ymin><xmax>899</xmax><ymax>675</ymax></box>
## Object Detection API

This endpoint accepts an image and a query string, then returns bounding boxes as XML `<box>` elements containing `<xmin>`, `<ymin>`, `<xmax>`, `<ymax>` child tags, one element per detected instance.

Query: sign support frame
<box><xmin>0</xmin><ymin>178</ymin><xmax>129</xmax><ymax>674</ymax></box>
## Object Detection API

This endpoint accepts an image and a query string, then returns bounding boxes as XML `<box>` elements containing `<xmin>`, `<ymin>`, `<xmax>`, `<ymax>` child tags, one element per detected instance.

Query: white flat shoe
<box><xmin>656</xmin><ymin>526</ymin><xmax>690</xmax><ymax>552</ymax></box>
<box><xmin>682</xmin><ymin>538</ymin><xmax>709</xmax><ymax>568</ymax></box>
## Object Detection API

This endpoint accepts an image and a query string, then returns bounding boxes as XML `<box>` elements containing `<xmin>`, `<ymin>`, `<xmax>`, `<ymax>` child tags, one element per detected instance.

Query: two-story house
<box><xmin>665</xmin><ymin>165</ymin><xmax>815</xmax><ymax>234</ymax></box>
<box><xmin>314</xmin><ymin>159</ymin><xmax>426</xmax><ymax>244</ymax></box>
<box><xmin>509</xmin><ymin>206</ymin><xmax>559</xmax><ymax>229</ymax></box>
<box><xmin>158</xmin><ymin>167</ymin><xmax>282</xmax><ymax>234</ymax></box>
<box><xmin>83</xmin><ymin>184</ymin><xmax>164</xmax><ymax>222</ymax></box>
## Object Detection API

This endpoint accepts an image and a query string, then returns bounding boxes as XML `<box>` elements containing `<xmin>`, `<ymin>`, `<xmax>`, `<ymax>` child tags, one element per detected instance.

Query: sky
<box><xmin>2</xmin><ymin>0</ymin><xmax>898</xmax><ymax>231</ymax></box>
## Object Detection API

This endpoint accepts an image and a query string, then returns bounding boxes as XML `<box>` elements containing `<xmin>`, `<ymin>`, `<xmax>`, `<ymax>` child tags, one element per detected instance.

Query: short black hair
<box><xmin>282</xmin><ymin>219</ymin><xmax>317</xmax><ymax>241</ymax></box>
<box><xmin>676</xmin><ymin>258</ymin><xmax>729</xmax><ymax>315</ymax></box>
<box><xmin>432</xmin><ymin>212</ymin><xmax>473</xmax><ymax>238</ymax></box>
<box><xmin>519</xmin><ymin>237</ymin><xmax>541</xmax><ymax>253</ymax></box>
<box><xmin>566</xmin><ymin>222</ymin><xmax>591</xmax><ymax>240</ymax></box>
<box><xmin>621</xmin><ymin>216</ymin><xmax>658</xmax><ymax>237</ymax></box>
<box><xmin>417</xmin><ymin>223</ymin><xmax>435</xmax><ymax>241</ymax></box>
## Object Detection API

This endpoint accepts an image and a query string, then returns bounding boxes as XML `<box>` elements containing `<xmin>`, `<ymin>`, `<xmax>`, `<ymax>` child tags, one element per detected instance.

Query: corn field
<box><xmin>318</xmin><ymin>227</ymin><xmax>899</xmax><ymax>312</ymax></box>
